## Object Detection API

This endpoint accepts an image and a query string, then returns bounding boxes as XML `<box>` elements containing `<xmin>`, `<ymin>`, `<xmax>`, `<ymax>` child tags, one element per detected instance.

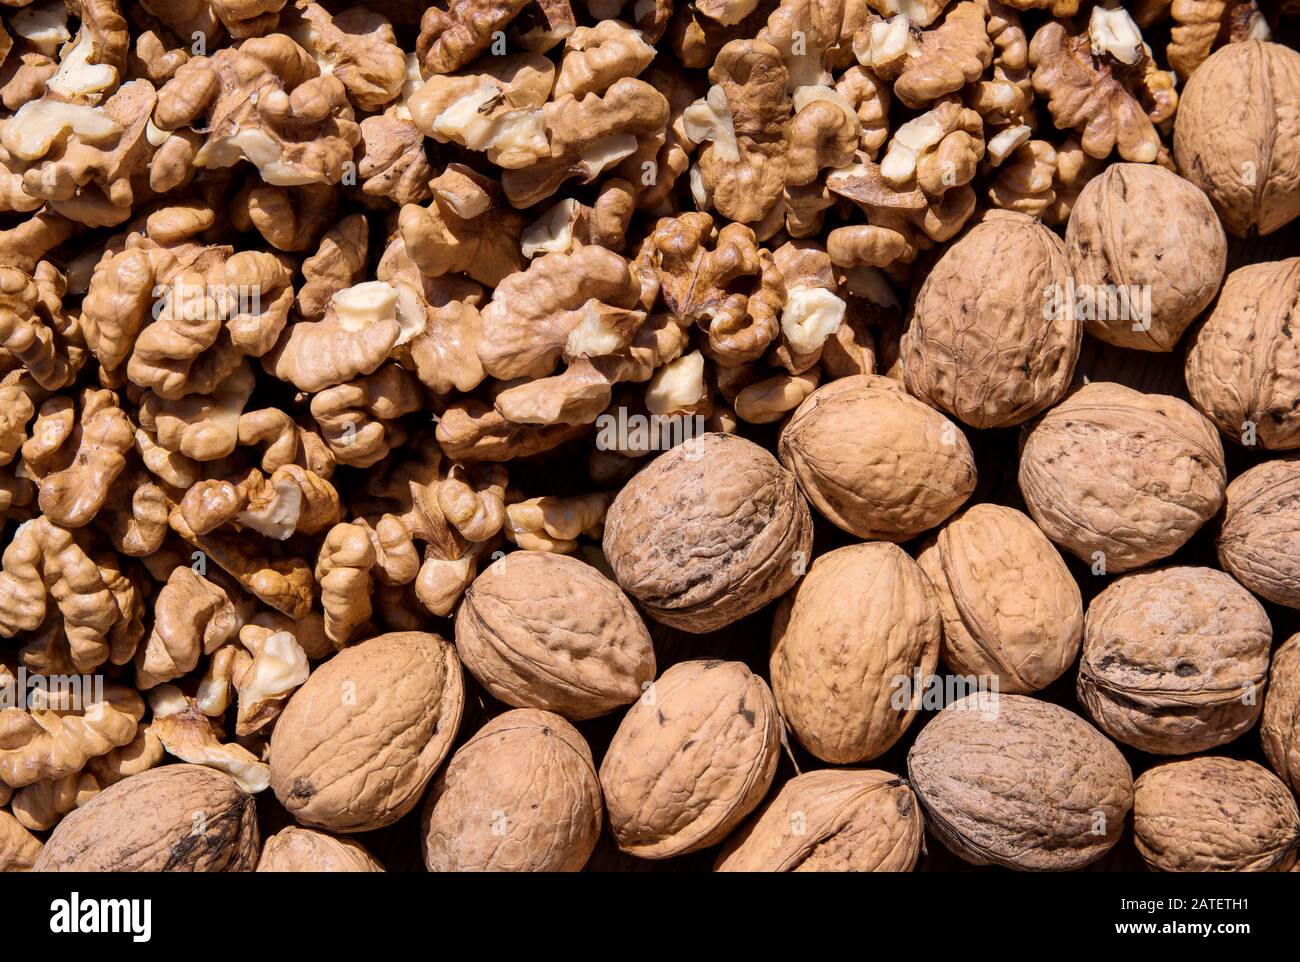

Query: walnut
<box><xmin>503</xmin><ymin>492</ymin><xmax>610</xmax><ymax>552</ymax></box>
<box><xmin>20</xmin><ymin>388</ymin><xmax>131</xmax><ymax>527</ymax></box>
<box><xmin>555</xmin><ymin>20</ymin><xmax>657</xmax><ymax>98</ymax></box>
<box><xmin>417</xmin><ymin>0</ymin><xmax>534</xmax><ymax>74</ymax></box>
<box><xmin>146</xmin><ymin>686</ymin><xmax>269</xmax><ymax>793</ymax></box>
<box><xmin>135</xmin><ymin>566</ymin><xmax>238</xmax><ymax>689</ymax></box>
<box><xmin>858</xmin><ymin>3</ymin><xmax>992</xmax><ymax>108</ymax></box>
<box><xmin>1218</xmin><ymin>458</ymin><xmax>1300</xmax><ymax>609</ymax></box>
<box><xmin>258</xmin><ymin>826</ymin><xmax>383</xmax><ymax>872</ymax></box>
<box><xmin>1168</xmin><ymin>0</ymin><xmax>1272</xmax><ymax>79</ymax></box>
<box><xmin>1262</xmin><ymin>632</ymin><xmax>1300</xmax><ymax>795</ymax></box>
<box><xmin>356</xmin><ymin>110</ymin><xmax>434</xmax><ymax>208</ymax></box>
<box><xmin>291</xmin><ymin>3</ymin><xmax>406</xmax><ymax>112</ymax></box>
<box><xmin>297</xmin><ymin>214</ymin><xmax>368</xmax><ymax>322</ymax></box>
<box><xmin>987</xmin><ymin>138</ymin><xmax>1056</xmax><ymax>215</ymax></box>
<box><xmin>0</xmin><ymin>262</ymin><xmax>84</xmax><ymax>390</ymax></box>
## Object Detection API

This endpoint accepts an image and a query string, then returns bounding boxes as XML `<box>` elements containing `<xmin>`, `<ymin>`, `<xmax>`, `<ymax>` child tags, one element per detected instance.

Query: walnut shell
<box><xmin>1218</xmin><ymin>458</ymin><xmax>1300</xmax><ymax>608</ymax></box>
<box><xmin>907</xmin><ymin>694</ymin><xmax>1134</xmax><ymax>871</ymax></box>
<box><xmin>1134</xmin><ymin>757</ymin><xmax>1300</xmax><ymax>872</ymax></box>
<box><xmin>771</xmin><ymin>542</ymin><xmax>941</xmax><ymax>764</ymax></box>
<box><xmin>1066</xmin><ymin>163</ymin><xmax>1226</xmax><ymax>351</ymax></box>
<box><xmin>421</xmin><ymin>709</ymin><xmax>602</xmax><ymax>871</ymax></box>
<box><xmin>1018</xmin><ymin>381</ymin><xmax>1227</xmax><ymax>572</ymax></box>
<box><xmin>1078</xmin><ymin>566</ymin><xmax>1271</xmax><ymax>755</ymax></box>
<box><xmin>714</xmin><ymin>769</ymin><xmax>924</xmax><ymax>872</ymax></box>
<box><xmin>603</xmin><ymin>433</ymin><xmax>812</xmax><ymax>633</ymax></box>
<box><xmin>269</xmin><ymin>631</ymin><xmax>464</xmax><ymax>833</ymax></box>
<box><xmin>34</xmin><ymin>765</ymin><xmax>259</xmax><ymax>872</ymax></box>
<box><xmin>778</xmin><ymin>375</ymin><xmax>976</xmax><ymax>541</ymax></box>
<box><xmin>1174</xmin><ymin>41</ymin><xmax>1300</xmax><ymax>237</ymax></box>
<box><xmin>599</xmin><ymin>660</ymin><xmax>780</xmax><ymax>859</ymax></box>
<box><xmin>917</xmin><ymin>504</ymin><xmax>1082</xmax><ymax>695</ymax></box>
<box><xmin>1186</xmin><ymin>259</ymin><xmax>1300</xmax><ymax>450</ymax></box>
<box><xmin>256</xmin><ymin>827</ymin><xmax>385</xmax><ymax>872</ymax></box>
<box><xmin>902</xmin><ymin>211</ymin><xmax>1080</xmax><ymax>427</ymax></box>
<box><xmin>455</xmin><ymin>551</ymin><xmax>655</xmax><ymax>720</ymax></box>
<box><xmin>1262</xmin><ymin>633</ymin><xmax>1300</xmax><ymax>794</ymax></box>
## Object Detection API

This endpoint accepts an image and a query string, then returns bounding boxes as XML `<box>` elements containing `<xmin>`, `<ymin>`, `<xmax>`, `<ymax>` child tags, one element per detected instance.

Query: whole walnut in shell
<box><xmin>34</xmin><ymin>765</ymin><xmax>259</xmax><ymax>871</ymax></box>
<box><xmin>714</xmin><ymin>769</ymin><xmax>923</xmax><ymax>872</ymax></box>
<box><xmin>269</xmin><ymin>631</ymin><xmax>464</xmax><ymax>832</ymax></box>
<box><xmin>907</xmin><ymin>694</ymin><xmax>1134</xmax><ymax>871</ymax></box>
<box><xmin>902</xmin><ymin>211</ymin><xmax>1080</xmax><ymax>428</ymax></box>
<box><xmin>1218</xmin><ymin>458</ymin><xmax>1300</xmax><ymax>608</ymax></box>
<box><xmin>1134</xmin><ymin>757</ymin><xmax>1300</xmax><ymax>872</ymax></box>
<box><xmin>778</xmin><ymin>375</ymin><xmax>976</xmax><ymax>541</ymax></box>
<box><xmin>1174</xmin><ymin>41</ymin><xmax>1300</xmax><ymax>236</ymax></box>
<box><xmin>1186</xmin><ymin>259</ymin><xmax>1300</xmax><ymax>450</ymax></box>
<box><xmin>917</xmin><ymin>504</ymin><xmax>1082</xmax><ymax>695</ymax></box>
<box><xmin>771</xmin><ymin>542</ymin><xmax>941</xmax><ymax>764</ymax></box>
<box><xmin>455</xmin><ymin>551</ymin><xmax>655</xmax><ymax>720</ymax></box>
<box><xmin>1078</xmin><ymin>566</ymin><xmax>1271</xmax><ymax>755</ymax></box>
<box><xmin>1066</xmin><ymin>163</ymin><xmax>1227</xmax><ymax>351</ymax></box>
<box><xmin>1018</xmin><ymin>382</ymin><xmax>1227</xmax><ymax>572</ymax></box>
<box><xmin>1262</xmin><ymin>632</ymin><xmax>1300</xmax><ymax>795</ymax></box>
<box><xmin>422</xmin><ymin>709</ymin><xmax>602</xmax><ymax>872</ymax></box>
<box><xmin>257</xmin><ymin>827</ymin><xmax>384</xmax><ymax>872</ymax></box>
<box><xmin>603</xmin><ymin>433</ymin><xmax>812</xmax><ymax>633</ymax></box>
<box><xmin>599</xmin><ymin>659</ymin><xmax>780</xmax><ymax>859</ymax></box>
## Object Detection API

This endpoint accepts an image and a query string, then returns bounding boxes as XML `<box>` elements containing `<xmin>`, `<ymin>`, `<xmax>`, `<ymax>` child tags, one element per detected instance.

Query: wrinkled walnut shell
<box><xmin>256</xmin><ymin>826</ymin><xmax>384</xmax><ymax>872</ymax></box>
<box><xmin>1262</xmin><ymin>632</ymin><xmax>1300</xmax><ymax>795</ymax></box>
<box><xmin>1218</xmin><ymin>458</ymin><xmax>1300</xmax><ymax>609</ymax></box>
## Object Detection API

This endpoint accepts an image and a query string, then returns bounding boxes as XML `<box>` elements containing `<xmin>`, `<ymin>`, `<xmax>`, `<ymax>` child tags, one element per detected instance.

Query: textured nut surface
<box><xmin>917</xmin><ymin>504</ymin><xmax>1082</xmax><ymax>695</ymax></box>
<box><xmin>1218</xmin><ymin>459</ymin><xmax>1300</xmax><ymax>609</ymax></box>
<box><xmin>1186</xmin><ymin>259</ymin><xmax>1300</xmax><ymax>451</ymax></box>
<box><xmin>715</xmin><ymin>768</ymin><xmax>923</xmax><ymax>872</ymax></box>
<box><xmin>907</xmin><ymin>694</ymin><xmax>1134</xmax><ymax>871</ymax></box>
<box><xmin>34</xmin><ymin>764</ymin><xmax>258</xmax><ymax>872</ymax></box>
<box><xmin>903</xmin><ymin>210</ymin><xmax>1080</xmax><ymax>428</ymax></box>
<box><xmin>1078</xmin><ymin>566</ymin><xmax>1271</xmax><ymax>755</ymax></box>
<box><xmin>1018</xmin><ymin>381</ymin><xmax>1226</xmax><ymax>572</ymax></box>
<box><xmin>600</xmin><ymin>659</ymin><xmax>780</xmax><ymax>859</ymax></box>
<box><xmin>778</xmin><ymin>375</ymin><xmax>976</xmax><ymax>540</ymax></box>
<box><xmin>269</xmin><ymin>631</ymin><xmax>464</xmax><ymax>832</ymax></box>
<box><xmin>455</xmin><ymin>551</ymin><xmax>654</xmax><ymax>720</ymax></box>
<box><xmin>1134</xmin><ymin>757</ymin><xmax>1300</xmax><ymax>872</ymax></box>
<box><xmin>1262</xmin><ymin>633</ymin><xmax>1300</xmax><ymax>795</ymax></box>
<box><xmin>603</xmin><ymin>433</ymin><xmax>812</xmax><ymax>632</ymax></box>
<box><xmin>771</xmin><ymin>542</ymin><xmax>941</xmax><ymax>764</ymax></box>
<box><xmin>1066</xmin><ymin>163</ymin><xmax>1226</xmax><ymax>351</ymax></box>
<box><xmin>422</xmin><ymin>708</ymin><xmax>602</xmax><ymax>871</ymax></box>
<box><xmin>256</xmin><ymin>826</ymin><xmax>384</xmax><ymax>872</ymax></box>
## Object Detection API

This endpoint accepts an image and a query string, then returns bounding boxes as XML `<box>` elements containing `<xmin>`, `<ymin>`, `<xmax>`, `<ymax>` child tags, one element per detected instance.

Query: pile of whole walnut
<box><xmin>0</xmin><ymin>0</ymin><xmax>1298</xmax><ymax>874</ymax></box>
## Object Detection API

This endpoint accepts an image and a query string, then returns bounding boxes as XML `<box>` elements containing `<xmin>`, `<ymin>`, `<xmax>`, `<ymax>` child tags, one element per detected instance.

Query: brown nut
<box><xmin>33</xmin><ymin>764</ymin><xmax>259</xmax><ymax>871</ymax></box>
<box><xmin>1018</xmin><ymin>382</ymin><xmax>1227</xmax><ymax>572</ymax></box>
<box><xmin>714</xmin><ymin>769</ymin><xmax>924</xmax><ymax>872</ymax></box>
<box><xmin>1218</xmin><ymin>458</ymin><xmax>1300</xmax><ymax>608</ymax></box>
<box><xmin>256</xmin><ymin>826</ymin><xmax>384</xmax><ymax>872</ymax></box>
<box><xmin>602</xmin><ymin>433</ymin><xmax>812</xmax><ymax>633</ymax></box>
<box><xmin>1262</xmin><ymin>632</ymin><xmax>1300</xmax><ymax>795</ymax></box>
<box><xmin>917</xmin><ymin>504</ymin><xmax>1082</xmax><ymax>695</ymax></box>
<box><xmin>455</xmin><ymin>551</ymin><xmax>654</xmax><ymax>720</ymax></box>
<box><xmin>599</xmin><ymin>659</ymin><xmax>780</xmax><ymax>858</ymax></box>
<box><xmin>903</xmin><ymin>210</ymin><xmax>1080</xmax><ymax>428</ymax></box>
<box><xmin>269</xmin><ymin>631</ymin><xmax>463</xmax><ymax>833</ymax></box>
<box><xmin>778</xmin><ymin>375</ymin><xmax>976</xmax><ymax>540</ymax></box>
<box><xmin>0</xmin><ymin>810</ymin><xmax>41</xmax><ymax>871</ymax></box>
<box><xmin>1078</xmin><ymin>566</ymin><xmax>1271</xmax><ymax>755</ymax></box>
<box><xmin>772</xmin><ymin>542</ymin><xmax>940</xmax><ymax>764</ymax></box>
<box><xmin>1186</xmin><ymin>259</ymin><xmax>1300</xmax><ymax>451</ymax></box>
<box><xmin>1174</xmin><ymin>41</ymin><xmax>1300</xmax><ymax>237</ymax></box>
<box><xmin>907</xmin><ymin>693</ymin><xmax>1134</xmax><ymax>871</ymax></box>
<box><xmin>1066</xmin><ymin>163</ymin><xmax>1227</xmax><ymax>351</ymax></box>
<box><xmin>1134</xmin><ymin>757</ymin><xmax>1300</xmax><ymax>872</ymax></box>
<box><xmin>421</xmin><ymin>708</ymin><xmax>602</xmax><ymax>871</ymax></box>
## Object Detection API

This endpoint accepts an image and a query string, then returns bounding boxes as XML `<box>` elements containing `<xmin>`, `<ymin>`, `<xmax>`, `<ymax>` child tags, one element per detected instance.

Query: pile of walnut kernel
<box><xmin>2</xmin><ymin>0</ymin><xmax>1300</xmax><ymax>874</ymax></box>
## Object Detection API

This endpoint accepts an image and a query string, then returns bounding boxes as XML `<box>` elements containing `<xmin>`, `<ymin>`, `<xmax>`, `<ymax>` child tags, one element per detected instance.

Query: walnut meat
<box><xmin>455</xmin><ymin>551</ymin><xmax>654</xmax><ymax>720</ymax></box>
<box><xmin>1078</xmin><ymin>566</ymin><xmax>1272</xmax><ymax>755</ymax></box>
<box><xmin>714</xmin><ymin>769</ymin><xmax>923</xmax><ymax>872</ymax></box>
<box><xmin>778</xmin><ymin>375</ymin><xmax>976</xmax><ymax>540</ymax></box>
<box><xmin>421</xmin><ymin>709</ymin><xmax>602</xmax><ymax>872</ymax></box>
<box><xmin>1134</xmin><ymin>757</ymin><xmax>1300</xmax><ymax>872</ymax></box>
<box><xmin>256</xmin><ymin>827</ymin><xmax>384</xmax><ymax>872</ymax></box>
<box><xmin>1174</xmin><ymin>40</ymin><xmax>1300</xmax><ymax>236</ymax></box>
<box><xmin>269</xmin><ymin>631</ymin><xmax>464</xmax><ymax>832</ymax></box>
<box><xmin>603</xmin><ymin>433</ymin><xmax>812</xmax><ymax>633</ymax></box>
<box><xmin>1218</xmin><ymin>459</ymin><xmax>1300</xmax><ymax>608</ymax></box>
<box><xmin>1066</xmin><ymin>163</ymin><xmax>1227</xmax><ymax>351</ymax></box>
<box><xmin>33</xmin><ymin>765</ymin><xmax>259</xmax><ymax>871</ymax></box>
<box><xmin>902</xmin><ymin>210</ymin><xmax>1080</xmax><ymax>428</ymax></box>
<box><xmin>771</xmin><ymin>542</ymin><xmax>941</xmax><ymax>764</ymax></box>
<box><xmin>599</xmin><ymin>660</ymin><xmax>780</xmax><ymax>858</ymax></box>
<box><xmin>907</xmin><ymin>694</ymin><xmax>1134</xmax><ymax>871</ymax></box>
<box><xmin>1018</xmin><ymin>382</ymin><xmax>1227</xmax><ymax>572</ymax></box>
<box><xmin>1186</xmin><ymin>259</ymin><xmax>1300</xmax><ymax>451</ymax></box>
<box><xmin>1262</xmin><ymin>632</ymin><xmax>1300</xmax><ymax>795</ymax></box>
<box><xmin>917</xmin><ymin>504</ymin><xmax>1082</xmax><ymax>695</ymax></box>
